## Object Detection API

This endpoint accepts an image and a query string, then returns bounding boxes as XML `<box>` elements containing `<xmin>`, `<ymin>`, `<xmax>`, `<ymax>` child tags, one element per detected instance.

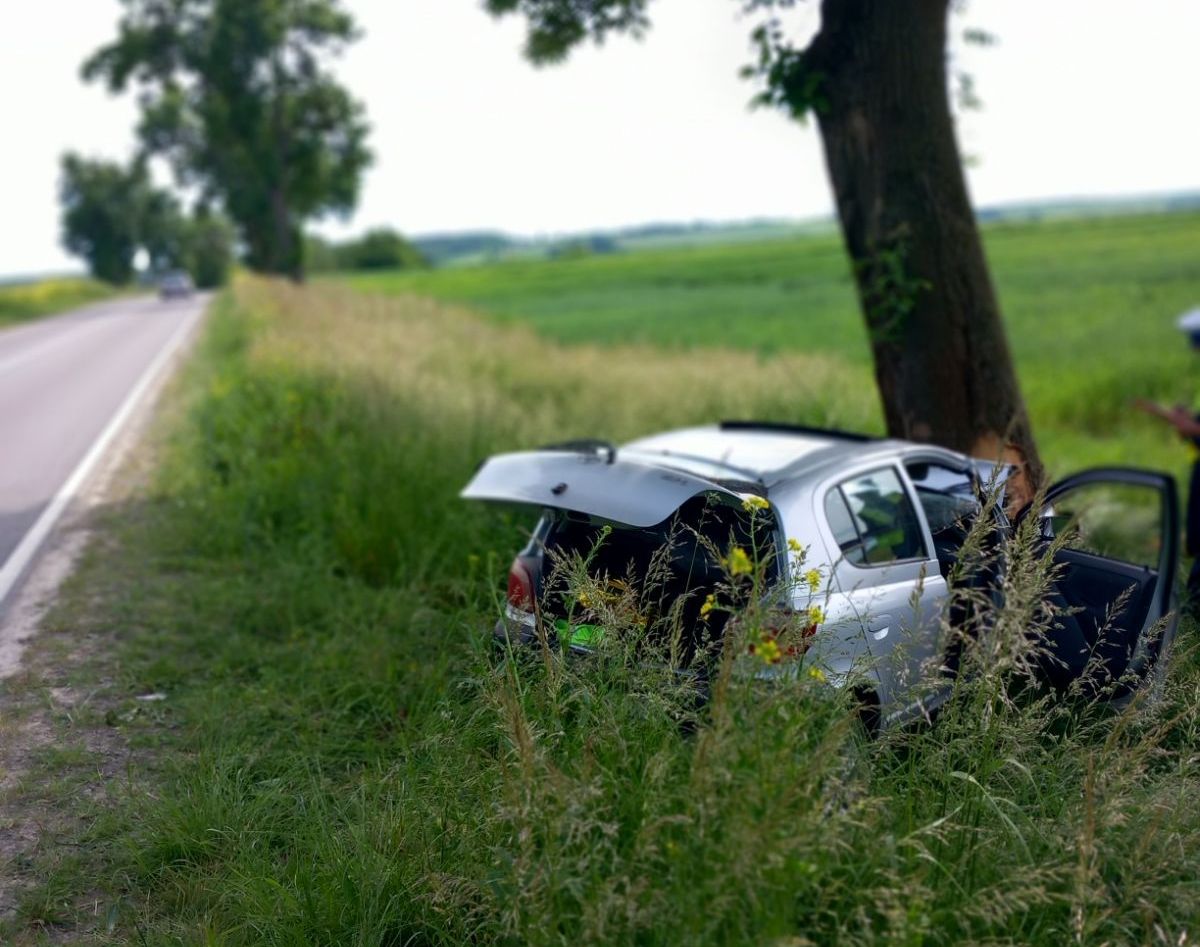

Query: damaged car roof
<box><xmin>622</xmin><ymin>423</ymin><xmax>892</xmax><ymax>487</ymax></box>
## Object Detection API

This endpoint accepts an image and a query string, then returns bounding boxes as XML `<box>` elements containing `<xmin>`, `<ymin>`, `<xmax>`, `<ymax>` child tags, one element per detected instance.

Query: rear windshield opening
<box><xmin>537</xmin><ymin>494</ymin><xmax>780</xmax><ymax>659</ymax></box>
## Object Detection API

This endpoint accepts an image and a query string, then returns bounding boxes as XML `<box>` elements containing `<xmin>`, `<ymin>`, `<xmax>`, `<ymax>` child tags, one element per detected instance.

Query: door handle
<box><xmin>868</xmin><ymin>615</ymin><xmax>892</xmax><ymax>640</ymax></box>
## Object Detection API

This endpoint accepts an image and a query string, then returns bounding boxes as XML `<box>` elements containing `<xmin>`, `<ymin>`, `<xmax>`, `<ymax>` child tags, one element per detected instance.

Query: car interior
<box><xmin>906</xmin><ymin>460</ymin><xmax>1166</xmax><ymax>691</ymax></box>
<box><xmin>1049</xmin><ymin>546</ymin><xmax>1158</xmax><ymax>688</ymax></box>
<box><xmin>1040</xmin><ymin>481</ymin><xmax>1168</xmax><ymax>690</ymax></box>
<box><xmin>534</xmin><ymin>493</ymin><xmax>779</xmax><ymax>661</ymax></box>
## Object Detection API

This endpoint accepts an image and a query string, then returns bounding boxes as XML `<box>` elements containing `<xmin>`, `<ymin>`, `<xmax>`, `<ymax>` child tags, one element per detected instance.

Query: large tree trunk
<box><xmin>269</xmin><ymin>187</ymin><xmax>303</xmax><ymax>283</ymax></box>
<box><xmin>809</xmin><ymin>0</ymin><xmax>1042</xmax><ymax>498</ymax></box>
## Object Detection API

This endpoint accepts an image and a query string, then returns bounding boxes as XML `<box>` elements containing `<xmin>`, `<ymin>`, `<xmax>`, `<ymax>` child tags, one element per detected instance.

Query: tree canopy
<box><xmin>59</xmin><ymin>154</ymin><xmax>165</xmax><ymax>285</ymax></box>
<box><xmin>306</xmin><ymin>228</ymin><xmax>428</xmax><ymax>274</ymax></box>
<box><xmin>483</xmin><ymin>0</ymin><xmax>650</xmax><ymax>64</ymax></box>
<box><xmin>83</xmin><ymin>0</ymin><xmax>372</xmax><ymax>280</ymax></box>
<box><xmin>60</xmin><ymin>153</ymin><xmax>235</xmax><ymax>288</ymax></box>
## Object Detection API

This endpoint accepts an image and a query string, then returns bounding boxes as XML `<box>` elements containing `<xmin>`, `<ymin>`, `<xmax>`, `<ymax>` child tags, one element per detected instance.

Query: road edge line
<box><xmin>0</xmin><ymin>301</ymin><xmax>207</xmax><ymax>609</ymax></box>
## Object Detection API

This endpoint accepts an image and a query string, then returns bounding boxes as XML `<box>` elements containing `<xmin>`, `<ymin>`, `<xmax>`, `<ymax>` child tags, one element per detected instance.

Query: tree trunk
<box><xmin>270</xmin><ymin>187</ymin><xmax>303</xmax><ymax>283</ymax></box>
<box><xmin>809</xmin><ymin>0</ymin><xmax>1043</xmax><ymax>498</ymax></box>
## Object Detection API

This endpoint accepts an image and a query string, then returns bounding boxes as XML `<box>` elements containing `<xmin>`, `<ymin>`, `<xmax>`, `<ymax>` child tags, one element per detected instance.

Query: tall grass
<box><xmin>346</xmin><ymin>211</ymin><xmax>1200</xmax><ymax>482</ymax></box>
<box><xmin>52</xmin><ymin>277</ymin><xmax>1200</xmax><ymax>944</ymax></box>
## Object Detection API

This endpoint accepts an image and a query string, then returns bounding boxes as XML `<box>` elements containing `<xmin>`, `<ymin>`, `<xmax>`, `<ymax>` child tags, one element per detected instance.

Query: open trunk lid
<box><xmin>460</xmin><ymin>449</ymin><xmax>747</xmax><ymax>527</ymax></box>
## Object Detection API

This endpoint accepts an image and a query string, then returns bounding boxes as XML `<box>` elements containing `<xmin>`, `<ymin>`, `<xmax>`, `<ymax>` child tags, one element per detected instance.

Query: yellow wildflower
<box><xmin>724</xmin><ymin>546</ymin><xmax>753</xmax><ymax>577</ymax></box>
<box><xmin>741</xmin><ymin>494</ymin><xmax>770</xmax><ymax>512</ymax></box>
<box><xmin>787</xmin><ymin>538</ymin><xmax>806</xmax><ymax>557</ymax></box>
<box><xmin>808</xmin><ymin>666</ymin><xmax>827</xmax><ymax>683</ymax></box>
<box><xmin>755</xmin><ymin>637</ymin><xmax>782</xmax><ymax>665</ymax></box>
<box><xmin>699</xmin><ymin>593</ymin><xmax>716</xmax><ymax>620</ymax></box>
<box><xmin>807</xmin><ymin>605</ymin><xmax>826</xmax><ymax>626</ymax></box>
<box><xmin>804</xmin><ymin>568</ymin><xmax>821</xmax><ymax>592</ymax></box>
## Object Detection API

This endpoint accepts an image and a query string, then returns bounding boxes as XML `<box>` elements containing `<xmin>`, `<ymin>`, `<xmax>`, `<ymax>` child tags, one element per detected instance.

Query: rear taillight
<box><xmin>506</xmin><ymin>558</ymin><xmax>535</xmax><ymax>612</ymax></box>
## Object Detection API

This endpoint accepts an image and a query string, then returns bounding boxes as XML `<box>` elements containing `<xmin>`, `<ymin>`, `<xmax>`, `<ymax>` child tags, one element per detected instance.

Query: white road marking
<box><xmin>0</xmin><ymin>304</ymin><xmax>204</xmax><ymax>609</ymax></box>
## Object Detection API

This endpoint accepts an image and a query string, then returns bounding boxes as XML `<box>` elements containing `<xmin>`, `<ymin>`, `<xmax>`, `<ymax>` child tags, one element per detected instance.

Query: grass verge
<box><xmin>3</xmin><ymin>276</ymin><xmax>1200</xmax><ymax>944</ymax></box>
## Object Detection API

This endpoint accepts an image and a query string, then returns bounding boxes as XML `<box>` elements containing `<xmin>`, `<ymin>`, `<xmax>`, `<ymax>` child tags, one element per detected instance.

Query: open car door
<box><xmin>1036</xmin><ymin>467</ymin><xmax>1179</xmax><ymax>695</ymax></box>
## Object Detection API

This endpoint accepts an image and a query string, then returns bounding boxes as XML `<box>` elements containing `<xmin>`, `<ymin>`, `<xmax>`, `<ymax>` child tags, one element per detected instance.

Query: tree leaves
<box><xmin>59</xmin><ymin>154</ymin><xmax>164</xmax><ymax>285</ymax></box>
<box><xmin>82</xmin><ymin>0</ymin><xmax>372</xmax><ymax>278</ymax></box>
<box><xmin>483</xmin><ymin>0</ymin><xmax>654</xmax><ymax>65</ymax></box>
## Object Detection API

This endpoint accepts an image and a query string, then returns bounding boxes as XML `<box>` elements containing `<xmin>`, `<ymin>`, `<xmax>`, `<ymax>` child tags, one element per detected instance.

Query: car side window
<box><xmin>905</xmin><ymin>461</ymin><xmax>980</xmax><ymax>576</ymax></box>
<box><xmin>826</xmin><ymin>468</ymin><xmax>926</xmax><ymax>566</ymax></box>
<box><xmin>905</xmin><ymin>462</ymin><xmax>980</xmax><ymax>533</ymax></box>
<box><xmin>1043</xmin><ymin>481</ymin><xmax>1165</xmax><ymax>569</ymax></box>
<box><xmin>824</xmin><ymin>489</ymin><xmax>861</xmax><ymax>559</ymax></box>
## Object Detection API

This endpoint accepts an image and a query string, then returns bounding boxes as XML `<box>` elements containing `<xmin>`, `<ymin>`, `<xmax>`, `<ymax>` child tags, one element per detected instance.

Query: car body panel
<box><xmin>623</xmin><ymin>426</ymin><xmax>842</xmax><ymax>482</ymax></box>
<box><xmin>800</xmin><ymin>457</ymin><xmax>952</xmax><ymax>720</ymax></box>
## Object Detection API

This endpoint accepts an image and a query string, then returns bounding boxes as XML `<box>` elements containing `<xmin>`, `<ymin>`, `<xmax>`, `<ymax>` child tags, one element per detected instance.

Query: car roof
<box><xmin>621</xmin><ymin>423</ymin><xmax>928</xmax><ymax>488</ymax></box>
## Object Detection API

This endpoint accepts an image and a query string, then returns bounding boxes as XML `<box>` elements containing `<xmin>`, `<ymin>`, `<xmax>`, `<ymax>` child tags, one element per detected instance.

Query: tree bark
<box><xmin>270</xmin><ymin>186</ymin><xmax>302</xmax><ymax>282</ymax></box>
<box><xmin>809</xmin><ymin>0</ymin><xmax>1043</xmax><ymax>498</ymax></box>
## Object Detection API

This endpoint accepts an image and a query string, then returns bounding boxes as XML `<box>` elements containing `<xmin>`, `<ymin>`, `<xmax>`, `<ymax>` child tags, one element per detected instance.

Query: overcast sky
<box><xmin>2</xmin><ymin>0</ymin><xmax>1198</xmax><ymax>278</ymax></box>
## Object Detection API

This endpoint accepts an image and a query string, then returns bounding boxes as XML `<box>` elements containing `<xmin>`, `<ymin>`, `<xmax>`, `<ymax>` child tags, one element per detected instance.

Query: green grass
<box><xmin>346</xmin><ymin>211</ymin><xmax>1200</xmax><ymax>482</ymax></box>
<box><xmin>0</xmin><ymin>277</ymin><xmax>121</xmax><ymax>326</ymax></box>
<box><xmin>8</xmin><ymin>273</ymin><xmax>1200</xmax><ymax>944</ymax></box>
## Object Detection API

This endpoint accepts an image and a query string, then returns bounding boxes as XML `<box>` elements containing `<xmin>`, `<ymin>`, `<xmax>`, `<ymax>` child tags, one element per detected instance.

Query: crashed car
<box><xmin>462</xmin><ymin>421</ymin><xmax>1179</xmax><ymax>728</ymax></box>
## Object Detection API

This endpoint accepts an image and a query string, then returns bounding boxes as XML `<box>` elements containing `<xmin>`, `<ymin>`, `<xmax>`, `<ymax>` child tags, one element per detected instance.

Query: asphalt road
<box><xmin>0</xmin><ymin>293</ymin><xmax>206</xmax><ymax>606</ymax></box>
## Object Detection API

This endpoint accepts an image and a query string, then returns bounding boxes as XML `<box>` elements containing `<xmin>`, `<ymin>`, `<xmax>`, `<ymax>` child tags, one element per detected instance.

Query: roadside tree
<box><xmin>59</xmin><ymin>154</ymin><xmax>157</xmax><ymax>286</ymax></box>
<box><xmin>485</xmin><ymin>0</ymin><xmax>1042</xmax><ymax>488</ymax></box>
<box><xmin>184</xmin><ymin>210</ymin><xmax>237</xmax><ymax>289</ymax></box>
<box><xmin>83</xmin><ymin>0</ymin><xmax>372</xmax><ymax>281</ymax></box>
<box><xmin>335</xmin><ymin>228</ymin><xmax>428</xmax><ymax>271</ymax></box>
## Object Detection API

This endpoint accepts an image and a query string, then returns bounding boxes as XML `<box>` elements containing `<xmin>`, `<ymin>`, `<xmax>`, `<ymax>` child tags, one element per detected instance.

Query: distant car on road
<box><xmin>158</xmin><ymin>270</ymin><xmax>194</xmax><ymax>300</ymax></box>
<box><xmin>463</xmin><ymin>422</ymin><xmax>1179</xmax><ymax>729</ymax></box>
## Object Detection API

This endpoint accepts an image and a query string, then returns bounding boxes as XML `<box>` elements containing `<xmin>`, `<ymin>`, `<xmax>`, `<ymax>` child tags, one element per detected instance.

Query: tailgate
<box><xmin>460</xmin><ymin>450</ymin><xmax>743</xmax><ymax>528</ymax></box>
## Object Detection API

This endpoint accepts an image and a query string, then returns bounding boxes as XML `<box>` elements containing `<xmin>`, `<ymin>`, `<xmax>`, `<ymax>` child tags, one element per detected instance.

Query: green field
<box><xmin>0</xmin><ymin>276</ymin><xmax>120</xmax><ymax>326</ymax></box>
<box><xmin>347</xmin><ymin>211</ymin><xmax>1200</xmax><ymax>479</ymax></box>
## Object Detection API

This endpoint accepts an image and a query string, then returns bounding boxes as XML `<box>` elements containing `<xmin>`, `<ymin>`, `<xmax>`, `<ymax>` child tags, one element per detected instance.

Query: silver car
<box><xmin>462</xmin><ymin>421</ymin><xmax>1179</xmax><ymax>727</ymax></box>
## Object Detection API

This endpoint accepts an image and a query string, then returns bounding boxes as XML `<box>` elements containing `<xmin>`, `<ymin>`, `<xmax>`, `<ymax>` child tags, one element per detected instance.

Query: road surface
<box><xmin>0</xmin><ymin>293</ymin><xmax>206</xmax><ymax>609</ymax></box>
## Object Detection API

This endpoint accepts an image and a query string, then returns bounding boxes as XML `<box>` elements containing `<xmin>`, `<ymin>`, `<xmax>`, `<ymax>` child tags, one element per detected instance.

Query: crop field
<box><xmin>347</xmin><ymin>211</ymin><xmax>1200</xmax><ymax>483</ymax></box>
<box><xmin>8</xmin><ymin>251</ymin><xmax>1200</xmax><ymax>942</ymax></box>
<box><xmin>0</xmin><ymin>276</ymin><xmax>118</xmax><ymax>326</ymax></box>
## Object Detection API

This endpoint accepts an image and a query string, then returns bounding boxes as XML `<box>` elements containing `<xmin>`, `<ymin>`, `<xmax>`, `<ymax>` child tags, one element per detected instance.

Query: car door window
<box><xmin>906</xmin><ymin>461</ymin><xmax>981</xmax><ymax>576</ymax></box>
<box><xmin>824</xmin><ymin>488</ymin><xmax>861</xmax><ymax>560</ymax></box>
<box><xmin>827</xmin><ymin>468</ymin><xmax>926</xmax><ymax>566</ymax></box>
<box><xmin>1043</xmin><ymin>482</ymin><xmax>1164</xmax><ymax>569</ymax></box>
